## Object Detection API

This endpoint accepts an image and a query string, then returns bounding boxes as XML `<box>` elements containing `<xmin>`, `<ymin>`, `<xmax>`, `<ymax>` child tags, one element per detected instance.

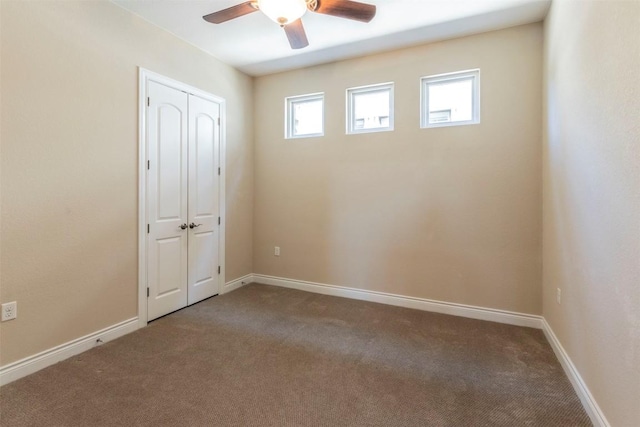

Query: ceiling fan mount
<box><xmin>203</xmin><ymin>0</ymin><xmax>377</xmax><ymax>50</ymax></box>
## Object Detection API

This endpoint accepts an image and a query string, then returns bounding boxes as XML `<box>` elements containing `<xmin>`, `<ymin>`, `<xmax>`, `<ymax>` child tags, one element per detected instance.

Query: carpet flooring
<box><xmin>0</xmin><ymin>283</ymin><xmax>591</xmax><ymax>426</ymax></box>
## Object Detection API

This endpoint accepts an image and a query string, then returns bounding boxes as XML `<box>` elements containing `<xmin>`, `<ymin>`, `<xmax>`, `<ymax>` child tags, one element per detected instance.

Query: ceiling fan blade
<box><xmin>203</xmin><ymin>1</ymin><xmax>258</xmax><ymax>24</ymax></box>
<box><xmin>313</xmin><ymin>0</ymin><xmax>376</xmax><ymax>23</ymax></box>
<box><xmin>284</xmin><ymin>19</ymin><xmax>309</xmax><ymax>49</ymax></box>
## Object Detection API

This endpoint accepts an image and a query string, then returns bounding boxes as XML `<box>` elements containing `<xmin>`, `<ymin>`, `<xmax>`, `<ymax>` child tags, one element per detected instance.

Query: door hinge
<box><xmin>218</xmin><ymin>217</ymin><xmax>221</xmax><ymax>225</ymax></box>
<box><xmin>147</xmin><ymin>160</ymin><xmax>150</xmax><ymax>170</ymax></box>
<box><xmin>147</xmin><ymin>97</ymin><xmax>150</xmax><ymax>107</ymax></box>
<box><xmin>217</xmin><ymin>117</ymin><xmax>220</xmax><ymax>125</ymax></box>
<box><xmin>147</xmin><ymin>287</ymin><xmax>149</xmax><ymax>297</ymax></box>
<box><xmin>218</xmin><ymin>266</ymin><xmax>221</xmax><ymax>275</ymax></box>
<box><xmin>147</xmin><ymin>224</ymin><xmax>150</xmax><ymax>234</ymax></box>
<box><xmin>218</xmin><ymin>167</ymin><xmax>221</xmax><ymax>176</ymax></box>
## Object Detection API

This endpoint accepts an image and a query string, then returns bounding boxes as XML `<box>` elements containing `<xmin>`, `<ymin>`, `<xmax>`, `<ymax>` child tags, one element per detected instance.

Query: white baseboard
<box><xmin>0</xmin><ymin>317</ymin><xmax>139</xmax><ymax>386</ymax></box>
<box><xmin>223</xmin><ymin>273</ymin><xmax>254</xmax><ymax>294</ymax></box>
<box><xmin>542</xmin><ymin>319</ymin><xmax>610</xmax><ymax>427</ymax></box>
<box><xmin>0</xmin><ymin>273</ymin><xmax>255</xmax><ymax>386</ymax></box>
<box><xmin>254</xmin><ymin>275</ymin><xmax>612</xmax><ymax>422</ymax></box>
<box><xmin>0</xmin><ymin>278</ymin><xmax>606</xmax><ymax>427</ymax></box>
<box><xmin>253</xmin><ymin>274</ymin><xmax>543</xmax><ymax>329</ymax></box>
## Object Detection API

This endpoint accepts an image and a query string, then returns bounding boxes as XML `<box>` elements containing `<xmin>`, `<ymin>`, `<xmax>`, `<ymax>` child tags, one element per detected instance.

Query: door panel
<box><xmin>192</xmin><ymin>231</ymin><xmax>215</xmax><ymax>287</ymax></box>
<box><xmin>195</xmin><ymin>117</ymin><xmax>215</xmax><ymax>216</ymax></box>
<box><xmin>156</xmin><ymin>237</ymin><xmax>183</xmax><ymax>296</ymax></box>
<box><xmin>157</xmin><ymin>106</ymin><xmax>184</xmax><ymax>220</ymax></box>
<box><xmin>188</xmin><ymin>95</ymin><xmax>220</xmax><ymax>305</ymax></box>
<box><xmin>147</xmin><ymin>81</ymin><xmax>189</xmax><ymax>321</ymax></box>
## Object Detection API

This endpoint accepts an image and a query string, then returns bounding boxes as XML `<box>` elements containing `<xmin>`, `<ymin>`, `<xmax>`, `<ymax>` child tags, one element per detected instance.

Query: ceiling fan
<box><xmin>203</xmin><ymin>0</ymin><xmax>376</xmax><ymax>50</ymax></box>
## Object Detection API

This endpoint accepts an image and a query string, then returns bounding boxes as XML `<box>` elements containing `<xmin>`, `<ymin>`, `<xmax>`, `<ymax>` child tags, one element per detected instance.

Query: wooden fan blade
<box><xmin>284</xmin><ymin>19</ymin><xmax>309</xmax><ymax>49</ymax></box>
<box><xmin>203</xmin><ymin>1</ymin><xmax>258</xmax><ymax>24</ymax></box>
<box><xmin>313</xmin><ymin>0</ymin><xmax>376</xmax><ymax>23</ymax></box>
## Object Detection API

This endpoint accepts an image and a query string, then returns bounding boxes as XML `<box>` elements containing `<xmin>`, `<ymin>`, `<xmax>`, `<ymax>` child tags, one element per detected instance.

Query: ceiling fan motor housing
<box><xmin>306</xmin><ymin>0</ymin><xmax>319</xmax><ymax>12</ymax></box>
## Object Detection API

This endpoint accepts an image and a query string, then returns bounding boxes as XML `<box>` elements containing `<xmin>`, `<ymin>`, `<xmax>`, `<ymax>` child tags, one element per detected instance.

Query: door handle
<box><xmin>189</xmin><ymin>223</ymin><xmax>202</xmax><ymax>229</ymax></box>
<box><xmin>179</xmin><ymin>223</ymin><xmax>188</xmax><ymax>230</ymax></box>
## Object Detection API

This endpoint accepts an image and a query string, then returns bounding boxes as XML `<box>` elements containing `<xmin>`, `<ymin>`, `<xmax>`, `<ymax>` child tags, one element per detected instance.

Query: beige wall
<box><xmin>543</xmin><ymin>0</ymin><xmax>640</xmax><ymax>425</ymax></box>
<box><xmin>254</xmin><ymin>24</ymin><xmax>543</xmax><ymax>315</ymax></box>
<box><xmin>2</xmin><ymin>2</ymin><xmax>638</xmax><ymax>423</ymax></box>
<box><xmin>0</xmin><ymin>0</ymin><xmax>253</xmax><ymax>365</ymax></box>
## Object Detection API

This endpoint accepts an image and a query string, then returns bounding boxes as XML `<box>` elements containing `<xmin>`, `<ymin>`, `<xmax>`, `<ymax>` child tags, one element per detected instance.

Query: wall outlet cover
<box><xmin>1</xmin><ymin>301</ymin><xmax>17</xmax><ymax>321</ymax></box>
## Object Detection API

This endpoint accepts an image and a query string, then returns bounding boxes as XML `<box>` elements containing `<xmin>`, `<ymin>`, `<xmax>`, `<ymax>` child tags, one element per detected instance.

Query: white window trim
<box><xmin>346</xmin><ymin>82</ymin><xmax>394</xmax><ymax>135</ymax></box>
<box><xmin>420</xmin><ymin>69</ymin><xmax>480</xmax><ymax>129</ymax></box>
<box><xmin>285</xmin><ymin>92</ymin><xmax>325</xmax><ymax>139</ymax></box>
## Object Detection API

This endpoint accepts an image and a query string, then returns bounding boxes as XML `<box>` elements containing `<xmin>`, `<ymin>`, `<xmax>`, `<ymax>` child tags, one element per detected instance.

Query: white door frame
<box><xmin>138</xmin><ymin>68</ymin><xmax>226</xmax><ymax>328</ymax></box>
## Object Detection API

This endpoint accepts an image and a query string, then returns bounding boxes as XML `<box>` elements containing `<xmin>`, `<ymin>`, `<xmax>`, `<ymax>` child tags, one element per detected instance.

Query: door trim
<box><xmin>138</xmin><ymin>68</ymin><xmax>226</xmax><ymax>328</ymax></box>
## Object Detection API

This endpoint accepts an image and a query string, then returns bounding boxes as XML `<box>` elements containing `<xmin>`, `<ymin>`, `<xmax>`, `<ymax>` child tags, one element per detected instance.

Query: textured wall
<box><xmin>0</xmin><ymin>0</ymin><xmax>253</xmax><ymax>365</ymax></box>
<box><xmin>543</xmin><ymin>0</ymin><xmax>640</xmax><ymax>425</ymax></box>
<box><xmin>254</xmin><ymin>24</ymin><xmax>543</xmax><ymax>315</ymax></box>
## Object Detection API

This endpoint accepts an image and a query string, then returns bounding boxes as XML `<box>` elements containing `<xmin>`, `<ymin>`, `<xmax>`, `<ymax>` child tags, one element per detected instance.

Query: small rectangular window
<box><xmin>347</xmin><ymin>82</ymin><xmax>394</xmax><ymax>134</ymax></box>
<box><xmin>421</xmin><ymin>69</ymin><xmax>480</xmax><ymax>128</ymax></box>
<box><xmin>285</xmin><ymin>93</ymin><xmax>324</xmax><ymax>139</ymax></box>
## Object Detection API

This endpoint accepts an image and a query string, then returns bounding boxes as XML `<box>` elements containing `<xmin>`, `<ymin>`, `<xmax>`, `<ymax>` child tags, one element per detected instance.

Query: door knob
<box><xmin>189</xmin><ymin>223</ymin><xmax>202</xmax><ymax>229</ymax></box>
<box><xmin>179</xmin><ymin>223</ymin><xmax>188</xmax><ymax>230</ymax></box>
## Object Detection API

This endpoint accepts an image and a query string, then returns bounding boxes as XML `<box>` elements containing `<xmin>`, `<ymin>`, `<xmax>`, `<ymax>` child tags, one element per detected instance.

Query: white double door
<box><xmin>146</xmin><ymin>80</ymin><xmax>221</xmax><ymax>321</ymax></box>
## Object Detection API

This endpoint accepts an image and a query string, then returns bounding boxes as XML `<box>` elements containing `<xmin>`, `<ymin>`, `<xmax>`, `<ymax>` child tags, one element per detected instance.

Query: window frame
<box><xmin>346</xmin><ymin>82</ymin><xmax>395</xmax><ymax>135</ymax></box>
<box><xmin>420</xmin><ymin>69</ymin><xmax>480</xmax><ymax>129</ymax></box>
<box><xmin>285</xmin><ymin>92</ymin><xmax>325</xmax><ymax>139</ymax></box>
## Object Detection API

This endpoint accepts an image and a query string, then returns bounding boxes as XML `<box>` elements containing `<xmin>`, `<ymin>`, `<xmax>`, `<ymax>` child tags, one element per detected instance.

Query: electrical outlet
<box><xmin>274</xmin><ymin>246</ymin><xmax>280</xmax><ymax>256</ymax></box>
<box><xmin>556</xmin><ymin>288</ymin><xmax>562</xmax><ymax>305</ymax></box>
<box><xmin>1</xmin><ymin>302</ymin><xmax>17</xmax><ymax>321</ymax></box>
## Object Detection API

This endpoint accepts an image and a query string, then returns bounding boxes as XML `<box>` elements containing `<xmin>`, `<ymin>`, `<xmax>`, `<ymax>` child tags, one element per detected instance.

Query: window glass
<box><xmin>286</xmin><ymin>93</ymin><xmax>324</xmax><ymax>139</ymax></box>
<box><xmin>347</xmin><ymin>83</ymin><xmax>394</xmax><ymax>134</ymax></box>
<box><xmin>421</xmin><ymin>70</ymin><xmax>480</xmax><ymax>128</ymax></box>
<box><xmin>353</xmin><ymin>89</ymin><xmax>390</xmax><ymax>130</ymax></box>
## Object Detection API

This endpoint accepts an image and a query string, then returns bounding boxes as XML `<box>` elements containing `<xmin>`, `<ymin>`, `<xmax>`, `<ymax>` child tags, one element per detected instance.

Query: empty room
<box><xmin>0</xmin><ymin>0</ymin><xmax>638</xmax><ymax>425</ymax></box>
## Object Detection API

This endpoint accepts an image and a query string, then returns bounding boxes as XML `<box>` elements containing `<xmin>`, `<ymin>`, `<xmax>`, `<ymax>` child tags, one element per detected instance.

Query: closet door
<box><xmin>187</xmin><ymin>95</ymin><xmax>220</xmax><ymax>305</ymax></box>
<box><xmin>147</xmin><ymin>81</ymin><xmax>189</xmax><ymax>321</ymax></box>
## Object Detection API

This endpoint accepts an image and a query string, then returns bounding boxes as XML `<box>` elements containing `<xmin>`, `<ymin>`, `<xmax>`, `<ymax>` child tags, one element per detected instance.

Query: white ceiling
<box><xmin>112</xmin><ymin>0</ymin><xmax>550</xmax><ymax>76</ymax></box>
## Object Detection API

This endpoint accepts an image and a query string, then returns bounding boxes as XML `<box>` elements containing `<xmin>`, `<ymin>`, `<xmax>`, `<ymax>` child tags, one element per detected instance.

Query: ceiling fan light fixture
<box><xmin>258</xmin><ymin>0</ymin><xmax>307</xmax><ymax>26</ymax></box>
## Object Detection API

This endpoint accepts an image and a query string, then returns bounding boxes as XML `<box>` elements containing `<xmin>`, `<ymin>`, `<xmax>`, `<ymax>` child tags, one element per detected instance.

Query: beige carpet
<box><xmin>0</xmin><ymin>283</ymin><xmax>591</xmax><ymax>426</ymax></box>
